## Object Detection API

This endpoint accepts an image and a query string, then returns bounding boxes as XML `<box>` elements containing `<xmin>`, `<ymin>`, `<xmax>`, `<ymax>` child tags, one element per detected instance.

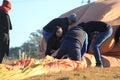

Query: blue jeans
<box><xmin>42</xmin><ymin>29</ymin><xmax>52</xmax><ymax>42</ymax></box>
<box><xmin>92</xmin><ymin>27</ymin><xmax>113</xmax><ymax>66</ymax></box>
<box><xmin>55</xmin><ymin>40</ymin><xmax>82</xmax><ymax>61</ymax></box>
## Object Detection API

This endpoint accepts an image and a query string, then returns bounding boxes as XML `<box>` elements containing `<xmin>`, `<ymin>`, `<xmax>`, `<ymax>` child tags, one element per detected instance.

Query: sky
<box><xmin>0</xmin><ymin>0</ymin><xmax>95</xmax><ymax>48</ymax></box>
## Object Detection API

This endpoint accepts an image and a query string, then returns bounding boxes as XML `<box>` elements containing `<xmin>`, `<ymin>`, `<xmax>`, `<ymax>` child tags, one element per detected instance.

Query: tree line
<box><xmin>9</xmin><ymin>29</ymin><xmax>43</xmax><ymax>59</ymax></box>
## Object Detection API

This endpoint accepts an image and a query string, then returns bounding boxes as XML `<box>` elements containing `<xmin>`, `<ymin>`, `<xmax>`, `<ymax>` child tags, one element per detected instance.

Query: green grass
<box><xmin>24</xmin><ymin>67</ymin><xmax>120</xmax><ymax>80</ymax></box>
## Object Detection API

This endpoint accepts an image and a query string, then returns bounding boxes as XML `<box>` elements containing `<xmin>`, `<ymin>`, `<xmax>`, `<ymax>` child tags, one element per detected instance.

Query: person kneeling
<box><xmin>55</xmin><ymin>26</ymin><xmax>88</xmax><ymax>61</ymax></box>
<box><xmin>45</xmin><ymin>27</ymin><xmax>63</xmax><ymax>56</ymax></box>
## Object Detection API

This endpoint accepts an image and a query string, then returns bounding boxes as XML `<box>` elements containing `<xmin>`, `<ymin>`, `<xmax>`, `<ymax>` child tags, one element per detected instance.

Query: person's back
<box><xmin>65</xmin><ymin>26</ymin><xmax>87</xmax><ymax>47</ymax></box>
<box><xmin>55</xmin><ymin>26</ymin><xmax>88</xmax><ymax>61</ymax></box>
<box><xmin>78</xmin><ymin>21</ymin><xmax>111</xmax><ymax>35</ymax></box>
<box><xmin>43</xmin><ymin>18</ymin><xmax>69</xmax><ymax>34</ymax></box>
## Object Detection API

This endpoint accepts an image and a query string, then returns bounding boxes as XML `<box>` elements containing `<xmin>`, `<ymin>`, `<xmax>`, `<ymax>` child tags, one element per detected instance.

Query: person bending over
<box><xmin>39</xmin><ymin>13</ymin><xmax>77</xmax><ymax>53</ymax></box>
<box><xmin>78</xmin><ymin>21</ymin><xmax>113</xmax><ymax>68</ymax></box>
<box><xmin>55</xmin><ymin>26</ymin><xmax>88</xmax><ymax>61</ymax></box>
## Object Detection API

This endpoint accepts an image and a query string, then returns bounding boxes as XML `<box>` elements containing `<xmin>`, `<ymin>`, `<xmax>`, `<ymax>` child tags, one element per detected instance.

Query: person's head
<box><xmin>56</xmin><ymin>27</ymin><xmax>63</xmax><ymax>37</ymax></box>
<box><xmin>67</xmin><ymin>13</ymin><xmax>77</xmax><ymax>25</ymax></box>
<box><xmin>1</xmin><ymin>0</ymin><xmax>12</xmax><ymax>13</ymax></box>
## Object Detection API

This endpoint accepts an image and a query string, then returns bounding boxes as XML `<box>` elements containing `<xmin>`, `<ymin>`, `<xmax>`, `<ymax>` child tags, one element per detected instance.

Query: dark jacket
<box><xmin>43</xmin><ymin>18</ymin><xmax>69</xmax><ymax>36</ymax></box>
<box><xmin>78</xmin><ymin>21</ymin><xmax>111</xmax><ymax>52</ymax></box>
<box><xmin>65</xmin><ymin>26</ymin><xmax>87</xmax><ymax>47</ymax></box>
<box><xmin>0</xmin><ymin>9</ymin><xmax>12</xmax><ymax>56</ymax></box>
<box><xmin>45</xmin><ymin>33</ymin><xmax>63</xmax><ymax>56</ymax></box>
<box><xmin>0</xmin><ymin>10</ymin><xmax>12</xmax><ymax>33</ymax></box>
<box><xmin>78</xmin><ymin>21</ymin><xmax>111</xmax><ymax>36</ymax></box>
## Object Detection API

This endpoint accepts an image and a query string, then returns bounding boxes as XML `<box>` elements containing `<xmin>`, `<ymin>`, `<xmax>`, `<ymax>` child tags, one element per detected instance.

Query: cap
<box><xmin>67</xmin><ymin>13</ymin><xmax>77</xmax><ymax>23</ymax></box>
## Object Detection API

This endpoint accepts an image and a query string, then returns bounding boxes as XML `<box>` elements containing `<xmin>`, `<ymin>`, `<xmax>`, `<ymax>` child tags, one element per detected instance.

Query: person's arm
<box><xmin>8</xmin><ymin>15</ymin><xmax>12</xmax><ymax>30</ymax></box>
<box><xmin>81</xmin><ymin>34</ymin><xmax>88</xmax><ymax>57</ymax></box>
<box><xmin>45</xmin><ymin>40</ymin><xmax>52</xmax><ymax>56</ymax></box>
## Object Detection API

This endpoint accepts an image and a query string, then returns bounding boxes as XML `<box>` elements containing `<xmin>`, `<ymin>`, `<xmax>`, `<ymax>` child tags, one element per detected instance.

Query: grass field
<box><xmin>24</xmin><ymin>67</ymin><xmax>120</xmax><ymax>80</ymax></box>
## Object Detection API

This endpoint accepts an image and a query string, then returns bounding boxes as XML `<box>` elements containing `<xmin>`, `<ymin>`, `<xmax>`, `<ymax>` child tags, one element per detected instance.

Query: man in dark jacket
<box><xmin>78</xmin><ymin>21</ymin><xmax>113</xmax><ymax>67</ymax></box>
<box><xmin>42</xmin><ymin>13</ymin><xmax>77</xmax><ymax>43</ymax></box>
<box><xmin>55</xmin><ymin>26</ymin><xmax>88</xmax><ymax>61</ymax></box>
<box><xmin>39</xmin><ymin>13</ymin><xmax>77</xmax><ymax>53</ymax></box>
<box><xmin>0</xmin><ymin>0</ymin><xmax>12</xmax><ymax>63</ymax></box>
<box><xmin>45</xmin><ymin>27</ymin><xmax>63</xmax><ymax>56</ymax></box>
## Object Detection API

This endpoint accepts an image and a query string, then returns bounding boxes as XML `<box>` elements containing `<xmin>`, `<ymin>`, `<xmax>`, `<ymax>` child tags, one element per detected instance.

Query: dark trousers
<box><xmin>0</xmin><ymin>39</ymin><xmax>5</xmax><ymax>63</ymax></box>
<box><xmin>0</xmin><ymin>34</ymin><xmax>9</xmax><ymax>63</ymax></box>
<box><xmin>55</xmin><ymin>40</ymin><xmax>82</xmax><ymax>61</ymax></box>
<box><xmin>0</xmin><ymin>51</ymin><xmax>5</xmax><ymax>63</ymax></box>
